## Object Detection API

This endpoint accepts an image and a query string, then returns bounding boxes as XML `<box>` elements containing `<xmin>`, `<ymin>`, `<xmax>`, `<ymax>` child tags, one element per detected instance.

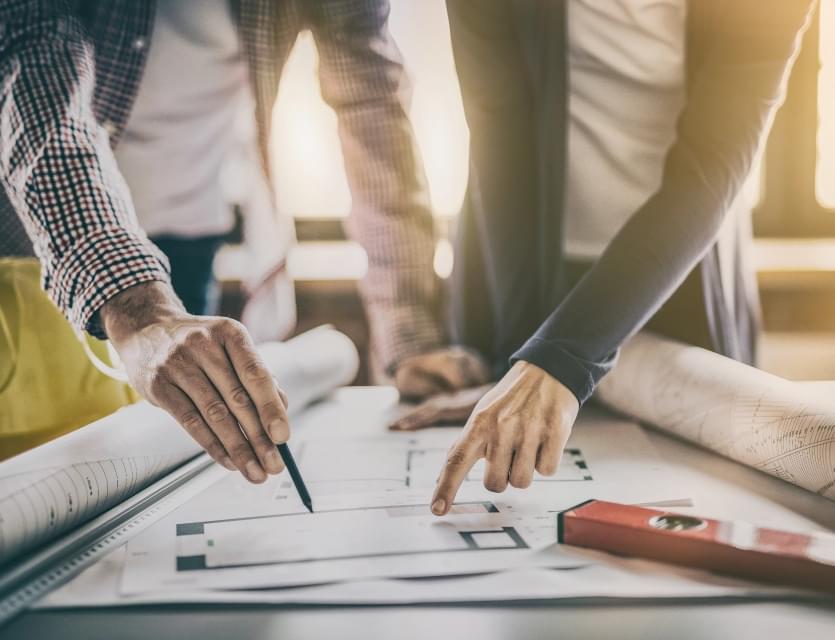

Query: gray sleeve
<box><xmin>512</xmin><ymin>0</ymin><xmax>817</xmax><ymax>403</ymax></box>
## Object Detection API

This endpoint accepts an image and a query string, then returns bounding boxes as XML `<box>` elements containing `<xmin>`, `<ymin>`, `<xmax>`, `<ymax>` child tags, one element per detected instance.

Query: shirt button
<box><xmin>103</xmin><ymin>120</ymin><xmax>118</xmax><ymax>136</ymax></box>
<box><xmin>132</xmin><ymin>37</ymin><xmax>147</xmax><ymax>51</ymax></box>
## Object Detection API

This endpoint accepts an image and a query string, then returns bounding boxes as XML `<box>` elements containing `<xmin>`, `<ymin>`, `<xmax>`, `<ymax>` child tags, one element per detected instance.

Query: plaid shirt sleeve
<box><xmin>309</xmin><ymin>1</ymin><xmax>446</xmax><ymax>373</ymax></box>
<box><xmin>0</xmin><ymin>0</ymin><xmax>170</xmax><ymax>338</ymax></box>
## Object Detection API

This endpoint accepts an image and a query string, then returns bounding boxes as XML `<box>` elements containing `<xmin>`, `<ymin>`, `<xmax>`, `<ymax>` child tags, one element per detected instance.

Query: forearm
<box><xmin>512</xmin><ymin>179</ymin><xmax>723</xmax><ymax>403</ymax></box>
<box><xmin>338</xmin><ymin>86</ymin><xmax>445</xmax><ymax>372</ymax></box>
<box><xmin>353</xmin><ymin>214</ymin><xmax>445</xmax><ymax>372</ymax></box>
<box><xmin>311</xmin><ymin>0</ymin><xmax>445</xmax><ymax>371</ymax></box>
<box><xmin>513</xmin><ymin>0</ymin><xmax>816</xmax><ymax>403</ymax></box>
<box><xmin>0</xmin><ymin>1</ymin><xmax>170</xmax><ymax>336</ymax></box>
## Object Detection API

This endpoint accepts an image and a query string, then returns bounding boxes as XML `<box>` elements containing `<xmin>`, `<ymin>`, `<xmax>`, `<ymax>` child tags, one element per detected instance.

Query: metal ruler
<box><xmin>0</xmin><ymin>455</ymin><xmax>213</xmax><ymax>626</ymax></box>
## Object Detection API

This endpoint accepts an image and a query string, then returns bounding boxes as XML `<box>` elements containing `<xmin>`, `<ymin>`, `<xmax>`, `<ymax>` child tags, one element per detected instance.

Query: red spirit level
<box><xmin>557</xmin><ymin>500</ymin><xmax>835</xmax><ymax>595</ymax></box>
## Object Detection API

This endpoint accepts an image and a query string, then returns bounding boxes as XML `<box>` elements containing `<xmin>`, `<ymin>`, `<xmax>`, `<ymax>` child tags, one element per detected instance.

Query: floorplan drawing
<box><xmin>173</xmin><ymin>501</ymin><xmax>529</xmax><ymax>572</ymax></box>
<box><xmin>118</xmin><ymin>419</ymin><xmax>673</xmax><ymax>595</ymax></box>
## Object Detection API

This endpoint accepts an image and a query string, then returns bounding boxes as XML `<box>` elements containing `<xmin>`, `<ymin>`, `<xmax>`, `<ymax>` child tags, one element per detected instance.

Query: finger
<box><xmin>271</xmin><ymin>377</ymin><xmax>290</xmax><ymax>411</ymax></box>
<box><xmin>535</xmin><ymin>429</ymin><xmax>570</xmax><ymax>476</ymax></box>
<box><xmin>508</xmin><ymin>437</ymin><xmax>539</xmax><ymax>489</ymax></box>
<box><xmin>455</xmin><ymin>351</ymin><xmax>490</xmax><ymax>387</ymax></box>
<box><xmin>483</xmin><ymin>432</ymin><xmax>514</xmax><ymax>493</ymax></box>
<box><xmin>436</xmin><ymin>402</ymin><xmax>478</xmax><ymax>426</ymax></box>
<box><xmin>389</xmin><ymin>385</ymin><xmax>488</xmax><ymax>431</ymax></box>
<box><xmin>174</xmin><ymin>366</ymin><xmax>267</xmax><ymax>484</ymax></box>
<box><xmin>442</xmin><ymin>351</ymin><xmax>487</xmax><ymax>389</ymax></box>
<box><xmin>277</xmin><ymin>386</ymin><xmax>289</xmax><ymax>411</ymax></box>
<box><xmin>435</xmin><ymin>385</ymin><xmax>492</xmax><ymax>422</ymax></box>
<box><xmin>431</xmin><ymin>437</ymin><xmax>483</xmax><ymax>515</ymax></box>
<box><xmin>396</xmin><ymin>367</ymin><xmax>451</xmax><ymax>401</ymax></box>
<box><xmin>198</xmin><ymin>346</ymin><xmax>284</xmax><ymax>475</ymax></box>
<box><xmin>157</xmin><ymin>384</ymin><xmax>235</xmax><ymax>470</ymax></box>
<box><xmin>219</xmin><ymin>321</ymin><xmax>290</xmax><ymax>444</ymax></box>
<box><xmin>388</xmin><ymin>402</ymin><xmax>443</xmax><ymax>431</ymax></box>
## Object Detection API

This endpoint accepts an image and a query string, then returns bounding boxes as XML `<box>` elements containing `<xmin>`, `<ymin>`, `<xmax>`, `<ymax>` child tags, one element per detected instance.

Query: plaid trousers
<box><xmin>0</xmin><ymin>0</ymin><xmax>443</xmax><ymax>371</ymax></box>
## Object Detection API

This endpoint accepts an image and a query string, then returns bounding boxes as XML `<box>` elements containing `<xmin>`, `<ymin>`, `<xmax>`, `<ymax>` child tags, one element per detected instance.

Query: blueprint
<box><xmin>597</xmin><ymin>332</ymin><xmax>835</xmax><ymax>500</ymax></box>
<box><xmin>118</xmin><ymin>415</ymin><xmax>679</xmax><ymax>594</ymax></box>
<box><xmin>40</xmin><ymin>389</ymin><xmax>831</xmax><ymax>607</ymax></box>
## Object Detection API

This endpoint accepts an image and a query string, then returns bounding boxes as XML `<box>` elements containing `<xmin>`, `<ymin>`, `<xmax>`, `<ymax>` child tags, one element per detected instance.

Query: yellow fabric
<box><xmin>0</xmin><ymin>258</ymin><xmax>138</xmax><ymax>460</ymax></box>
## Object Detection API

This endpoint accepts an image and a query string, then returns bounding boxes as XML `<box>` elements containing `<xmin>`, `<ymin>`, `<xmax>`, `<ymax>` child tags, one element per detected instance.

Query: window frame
<box><xmin>754</xmin><ymin>7</ymin><xmax>835</xmax><ymax>237</ymax></box>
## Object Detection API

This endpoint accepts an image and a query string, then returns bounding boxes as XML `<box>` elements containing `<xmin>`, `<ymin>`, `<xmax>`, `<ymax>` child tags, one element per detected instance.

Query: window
<box><xmin>270</xmin><ymin>0</ymin><xmax>467</xmax><ymax>221</ymax></box>
<box><xmin>756</xmin><ymin>3</ymin><xmax>835</xmax><ymax>237</ymax></box>
<box><xmin>817</xmin><ymin>0</ymin><xmax>835</xmax><ymax>208</ymax></box>
<box><xmin>268</xmin><ymin>2</ymin><xmax>830</xmax><ymax>242</ymax></box>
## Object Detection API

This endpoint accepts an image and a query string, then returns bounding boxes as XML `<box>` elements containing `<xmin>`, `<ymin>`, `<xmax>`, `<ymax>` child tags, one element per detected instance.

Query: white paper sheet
<box><xmin>39</xmin><ymin>545</ymin><xmax>807</xmax><ymax>608</ymax></box>
<box><xmin>597</xmin><ymin>332</ymin><xmax>835</xmax><ymax>500</ymax></box>
<box><xmin>117</xmin><ymin>416</ymin><xmax>679</xmax><ymax>594</ymax></box>
<box><xmin>41</xmin><ymin>389</ymin><xmax>831</xmax><ymax>607</ymax></box>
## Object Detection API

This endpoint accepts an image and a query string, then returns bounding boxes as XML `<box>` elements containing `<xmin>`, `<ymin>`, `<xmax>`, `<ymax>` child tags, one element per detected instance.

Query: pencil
<box><xmin>276</xmin><ymin>443</ymin><xmax>314</xmax><ymax>513</ymax></box>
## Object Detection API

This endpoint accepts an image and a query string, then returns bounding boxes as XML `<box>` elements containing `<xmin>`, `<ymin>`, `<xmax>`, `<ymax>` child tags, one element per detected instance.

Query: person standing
<box><xmin>0</xmin><ymin>1</ymin><xmax>483</xmax><ymax>476</ymax></box>
<box><xmin>420</xmin><ymin>0</ymin><xmax>816</xmax><ymax>515</ymax></box>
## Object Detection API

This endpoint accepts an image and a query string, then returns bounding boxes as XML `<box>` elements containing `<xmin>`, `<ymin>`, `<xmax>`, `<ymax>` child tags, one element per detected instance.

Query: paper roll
<box><xmin>258</xmin><ymin>325</ymin><xmax>360</xmax><ymax>416</ymax></box>
<box><xmin>596</xmin><ymin>332</ymin><xmax>835</xmax><ymax>500</ymax></box>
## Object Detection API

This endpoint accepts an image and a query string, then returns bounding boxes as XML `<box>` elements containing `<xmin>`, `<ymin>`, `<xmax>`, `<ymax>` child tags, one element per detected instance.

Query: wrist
<box><xmin>512</xmin><ymin>360</ymin><xmax>580</xmax><ymax>412</ymax></box>
<box><xmin>100</xmin><ymin>281</ymin><xmax>186</xmax><ymax>344</ymax></box>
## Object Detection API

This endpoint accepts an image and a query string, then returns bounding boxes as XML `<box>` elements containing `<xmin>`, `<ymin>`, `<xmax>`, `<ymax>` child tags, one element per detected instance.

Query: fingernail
<box><xmin>221</xmin><ymin>457</ymin><xmax>235</xmax><ymax>471</ymax></box>
<box><xmin>270</xmin><ymin>419</ymin><xmax>288</xmax><ymax>443</ymax></box>
<box><xmin>246</xmin><ymin>460</ymin><xmax>267</xmax><ymax>483</ymax></box>
<box><xmin>431</xmin><ymin>499</ymin><xmax>446</xmax><ymax>515</ymax></box>
<box><xmin>266</xmin><ymin>448</ymin><xmax>283</xmax><ymax>474</ymax></box>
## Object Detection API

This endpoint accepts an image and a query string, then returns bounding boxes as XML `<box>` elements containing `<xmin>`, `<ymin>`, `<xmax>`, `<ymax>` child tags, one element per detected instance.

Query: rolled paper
<box><xmin>596</xmin><ymin>332</ymin><xmax>835</xmax><ymax>500</ymax></box>
<box><xmin>258</xmin><ymin>325</ymin><xmax>360</xmax><ymax>415</ymax></box>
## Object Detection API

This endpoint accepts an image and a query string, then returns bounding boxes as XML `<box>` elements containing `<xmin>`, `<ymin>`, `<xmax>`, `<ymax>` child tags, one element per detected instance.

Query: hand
<box><xmin>394</xmin><ymin>347</ymin><xmax>490</xmax><ymax>401</ymax></box>
<box><xmin>430</xmin><ymin>361</ymin><xmax>579</xmax><ymax>516</ymax></box>
<box><xmin>388</xmin><ymin>385</ymin><xmax>493</xmax><ymax>431</ymax></box>
<box><xmin>100</xmin><ymin>282</ymin><xmax>289</xmax><ymax>484</ymax></box>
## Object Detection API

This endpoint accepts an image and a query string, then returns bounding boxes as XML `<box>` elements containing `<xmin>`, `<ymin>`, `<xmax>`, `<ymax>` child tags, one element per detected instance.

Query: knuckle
<box><xmin>229</xmin><ymin>442</ymin><xmax>254</xmax><ymax>461</ymax></box>
<box><xmin>204</xmin><ymin>400</ymin><xmax>231</xmax><ymax>423</ymax></box>
<box><xmin>247</xmin><ymin>428</ymin><xmax>272</xmax><ymax>448</ymax></box>
<box><xmin>170</xmin><ymin>342</ymin><xmax>193</xmax><ymax>363</ymax></box>
<box><xmin>184</xmin><ymin>328</ymin><xmax>211</xmax><ymax>349</ymax></box>
<box><xmin>242</xmin><ymin>360</ymin><xmax>271</xmax><ymax>383</ymax></box>
<box><xmin>229</xmin><ymin>386</ymin><xmax>253</xmax><ymax>408</ymax></box>
<box><xmin>470</xmin><ymin>411</ymin><xmax>492</xmax><ymax>434</ymax></box>
<box><xmin>258</xmin><ymin>398</ymin><xmax>282</xmax><ymax>419</ymax></box>
<box><xmin>214</xmin><ymin>317</ymin><xmax>245</xmax><ymax>339</ymax></box>
<box><xmin>179</xmin><ymin>410</ymin><xmax>204</xmax><ymax>432</ymax></box>
<box><xmin>445</xmin><ymin>447</ymin><xmax>470</xmax><ymax>468</ymax></box>
<box><xmin>252</xmin><ymin>439</ymin><xmax>274</xmax><ymax>458</ymax></box>
<box><xmin>487</xmin><ymin>429</ymin><xmax>506</xmax><ymax>451</ymax></box>
<box><xmin>205</xmin><ymin>442</ymin><xmax>227</xmax><ymax>461</ymax></box>
<box><xmin>148</xmin><ymin>372</ymin><xmax>169</xmax><ymax>398</ymax></box>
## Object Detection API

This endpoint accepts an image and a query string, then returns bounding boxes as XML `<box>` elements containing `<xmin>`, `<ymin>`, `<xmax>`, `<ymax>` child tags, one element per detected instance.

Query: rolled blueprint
<box><xmin>259</xmin><ymin>325</ymin><xmax>359</xmax><ymax>415</ymax></box>
<box><xmin>596</xmin><ymin>332</ymin><xmax>835</xmax><ymax>500</ymax></box>
<box><xmin>0</xmin><ymin>326</ymin><xmax>359</xmax><ymax>565</ymax></box>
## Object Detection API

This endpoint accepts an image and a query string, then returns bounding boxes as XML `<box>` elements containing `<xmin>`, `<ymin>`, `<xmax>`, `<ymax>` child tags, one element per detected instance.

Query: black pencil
<box><xmin>276</xmin><ymin>443</ymin><xmax>314</xmax><ymax>513</ymax></box>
